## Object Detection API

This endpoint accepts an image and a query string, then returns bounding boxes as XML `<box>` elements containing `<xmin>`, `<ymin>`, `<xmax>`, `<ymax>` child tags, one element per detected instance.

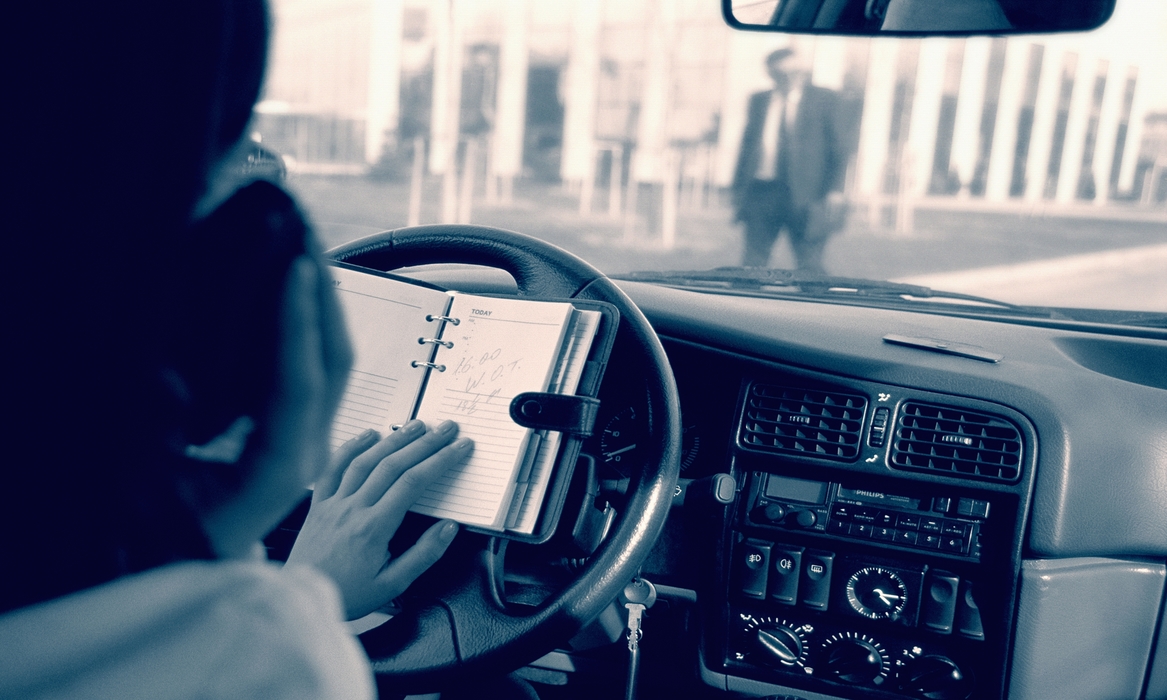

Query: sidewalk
<box><xmin>896</xmin><ymin>242</ymin><xmax>1167</xmax><ymax>312</ymax></box>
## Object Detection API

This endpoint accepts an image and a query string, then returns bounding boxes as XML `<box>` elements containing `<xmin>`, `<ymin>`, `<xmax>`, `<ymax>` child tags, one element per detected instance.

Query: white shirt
<box><xmin>755</xmin><ymin>85</ymin><xmax>803</xmax><ymax>181</ymax></box>
<box><xmin>0</xmin><ymin>560</ymin><xmax>375</xmax><ymax>700</ymax></box>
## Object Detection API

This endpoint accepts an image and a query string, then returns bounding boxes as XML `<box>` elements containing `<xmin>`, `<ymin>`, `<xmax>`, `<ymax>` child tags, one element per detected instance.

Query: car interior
<box><xmin>257</xmin><ymin>1</ymin><xmax>1167</xmax><ymax>699</ymax></box>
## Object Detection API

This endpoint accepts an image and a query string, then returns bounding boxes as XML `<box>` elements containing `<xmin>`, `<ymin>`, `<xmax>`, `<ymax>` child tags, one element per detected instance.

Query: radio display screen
<box><xmin>764</xmin><ymin>475</ymin><xmax>829</xmax><ymax>504</ymax></box>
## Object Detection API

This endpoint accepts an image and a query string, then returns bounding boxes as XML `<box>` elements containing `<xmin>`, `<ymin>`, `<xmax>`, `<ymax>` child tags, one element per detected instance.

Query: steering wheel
<box><xmin>328</xmin><ymin>225</ymin><xmax>682</xmax><ymax>694</ymax></box>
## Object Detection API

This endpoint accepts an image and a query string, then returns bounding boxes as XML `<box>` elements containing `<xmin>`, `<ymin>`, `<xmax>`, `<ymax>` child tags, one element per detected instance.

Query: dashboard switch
<box><xmin>956</xmin><ymin>498</ymin><xmax>990</xmax><ymax>519</ymax></box>
<box><xmin>956</xmin><ymin>580</ymin><xmax>985</xmax><ymax>640</ymax></box>
<box><xmin>921</xmin><ymin>571</ymin><xmax>960</xmax><ymax>633</ymax></box>
<box><xmin>868</xmin><ymin>407</ymin><xmax>890</xmax><ymax>447</ymax></box>
<box><xmin>736</xmin><ymin>539</ymin><xmax>771</xmax><ymax>599</ymax></box>
<box><xmin>800</xmin><ymin>550</ymin><xmax>834</xmax><ymax>610</ymax></box>
<box><xmin>769</xmin><ymin>545</ymin><xmax>804</xmax><ymax>605</ymax></box>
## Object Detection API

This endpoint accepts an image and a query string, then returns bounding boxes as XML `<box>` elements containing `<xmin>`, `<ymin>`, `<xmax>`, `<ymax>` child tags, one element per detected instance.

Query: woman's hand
<box><xmin>286</xmin><ymin>419</ymin><xmax>473</xmax><ymax>620</ymax></box>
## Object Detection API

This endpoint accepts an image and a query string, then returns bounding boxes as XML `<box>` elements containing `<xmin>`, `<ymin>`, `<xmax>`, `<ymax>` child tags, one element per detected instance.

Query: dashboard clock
<box><xmin>845</xmin><ymin>566</ymin><xmax>909</xmax><ymax>620</ymax></box>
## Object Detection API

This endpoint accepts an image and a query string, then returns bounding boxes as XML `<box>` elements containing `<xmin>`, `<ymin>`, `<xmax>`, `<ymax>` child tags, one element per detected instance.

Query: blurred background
<box><xmin>253</xmin><ymin>0</ymin><xmax>1167</xmax><ymax>310</ymax></box>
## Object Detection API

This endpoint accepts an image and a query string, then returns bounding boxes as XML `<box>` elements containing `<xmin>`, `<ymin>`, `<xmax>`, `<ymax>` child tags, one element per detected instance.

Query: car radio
<box><xmin>742</xmin><ymin>472</ymin><xmax>989</xmax><ymax>561</ymax></box>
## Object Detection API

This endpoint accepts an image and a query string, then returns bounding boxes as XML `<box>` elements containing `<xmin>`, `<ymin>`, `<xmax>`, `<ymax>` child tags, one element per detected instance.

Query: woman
<box><xmin>0</xmin><ymin>1</ymin><xmax>471</xmax><ymax>697</ymax></box>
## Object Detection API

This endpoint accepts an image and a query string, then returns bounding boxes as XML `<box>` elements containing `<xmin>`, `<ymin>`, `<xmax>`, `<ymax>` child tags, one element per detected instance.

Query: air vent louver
<box><xmin>891</xmin><ymin>402</ymin><xmax>1022</xmax><ymax>481</ymax></box>
<box><xmin>740</xmin><ymin>384</ymin><xmax>867</xmax><ymax>460</ymax></box>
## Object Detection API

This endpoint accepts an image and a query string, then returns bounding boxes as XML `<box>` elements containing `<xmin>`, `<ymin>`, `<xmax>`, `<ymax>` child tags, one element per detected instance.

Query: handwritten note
<box><xmin>411</xmin><ymin>294</ymin><xmax>574</xmax><ymax>529</ymax></box>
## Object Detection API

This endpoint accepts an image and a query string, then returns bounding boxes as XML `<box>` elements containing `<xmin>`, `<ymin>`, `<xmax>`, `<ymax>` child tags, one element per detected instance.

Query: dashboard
<box><xmin>589</xmin><ymin>279</ymin><xmax>1167</xmax><ymax>700</ymax></box>
<box><xmin>330</xmin><ymin>265</ymin><xmax>1167</xmax><ymax>699</ymax></box>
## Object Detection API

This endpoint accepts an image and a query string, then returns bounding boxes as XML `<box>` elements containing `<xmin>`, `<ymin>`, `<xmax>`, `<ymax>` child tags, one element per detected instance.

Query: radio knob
<box><xmin>753</xmin><ymin>624</ymin><xmax>804</xmax><ymax>665</ymax></box>
<box><xmin>825</xmin><ymin>639</ymin><xmax>885</xmax><ymax>685</ymax></box>
<box><xmin>752</xmin><ymin>503</ymin><xmax>786</xmax><ymax>523</ymax></box>
<box><xmin>794</xmin><ymin>509</ymin><xmax>817</xmax><ymax>528</ymax></box>
<box><xmin>901</xmin><ymin>655</ymin><xmax>971</xmax><ymax>700</ymax></box>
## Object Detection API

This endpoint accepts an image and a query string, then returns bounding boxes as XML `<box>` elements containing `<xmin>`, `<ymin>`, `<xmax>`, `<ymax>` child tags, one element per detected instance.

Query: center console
<box><xmin>700</xmin><ymin>374</ymin><xmax>1036</xmax><ymax>700</ymax></box>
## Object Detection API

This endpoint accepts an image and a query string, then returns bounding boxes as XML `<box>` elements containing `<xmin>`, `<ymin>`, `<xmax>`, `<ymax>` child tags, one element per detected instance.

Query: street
<box><xmin>287</xmin><ymin>174</ymin><xmax>1167</xmax><ymax>313</ymax></box>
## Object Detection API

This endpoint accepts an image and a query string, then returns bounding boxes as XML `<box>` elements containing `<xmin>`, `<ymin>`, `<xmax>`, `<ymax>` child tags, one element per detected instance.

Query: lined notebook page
<box><xmin>328</xmin><ymin>265</ymin><xmax>452</xmax><ymax>450</ymax></box>
<box><xmin>410</xmin><ymin>294</ymin><xmax>574</xmax><ymax>529</ymax></box>
<box><xmin>508</xmin><ymin>309</ymin><xmax>603</xmax><ymax>534</ymax></box>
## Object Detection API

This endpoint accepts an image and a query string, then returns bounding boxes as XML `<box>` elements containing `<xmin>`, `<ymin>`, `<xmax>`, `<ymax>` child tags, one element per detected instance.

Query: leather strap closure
<box><xmin>509</xmin><ymin>392</ymin><xmax>600</xmax><ymax>438</ymax></box>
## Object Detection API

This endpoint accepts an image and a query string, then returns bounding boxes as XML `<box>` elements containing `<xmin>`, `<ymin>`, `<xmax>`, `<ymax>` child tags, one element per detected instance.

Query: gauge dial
<box><xmin>600</xmin><ymin>407</ymin><xmax>644</xmax><ymax>476</ymax></box>
<box><xmin>600</xmin><ymin>408</ymin><xmax>701</xmax><ymax>475</ymax></box>
<box><xmin>846</xmin><ymin>567</ymin><xmax>909</xmax><ymax>620</ymax></box>
<box><xmin>679</xmin><ymin>424</ymin><xmax>700</xmax><ymax>473</ymax></box>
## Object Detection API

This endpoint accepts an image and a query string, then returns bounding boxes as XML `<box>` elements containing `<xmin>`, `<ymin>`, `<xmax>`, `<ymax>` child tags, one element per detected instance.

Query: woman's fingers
<box><xmin>358</xmin><ymin>420</ymin><xmax>462</xmax><ymax>502</ymax></box>
<box><xmin>313</xmin><ymin>428</ymin><xmax>379</xmax><ymax>499</ymax></box>
<box><xmin>371</xmin><ymin>436</ymin><xmax>474</xmax><ymax>532</ymax></box>
<box><xmin>375</xmin><ymin>519</ymin><xmax>460</xmax><ymax>602</ymax></box>
<box><xmin>335</xmin><ymin>419</ymin><xmax>426</xmax><ymax>496</ymax></box>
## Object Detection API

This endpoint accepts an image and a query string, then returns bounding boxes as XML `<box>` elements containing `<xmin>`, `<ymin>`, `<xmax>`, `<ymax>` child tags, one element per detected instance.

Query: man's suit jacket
<box><xmin>731</xmin><ymin>84</ymin><xmax>844</xmax><ymax>212</ymax></box>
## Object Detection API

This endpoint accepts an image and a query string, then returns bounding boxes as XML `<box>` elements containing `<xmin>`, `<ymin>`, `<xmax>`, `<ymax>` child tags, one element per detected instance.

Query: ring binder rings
<box><xmin>327</xmin><ymin>261</ymin><xmax>618</xmax><ymax>543</ymax></box>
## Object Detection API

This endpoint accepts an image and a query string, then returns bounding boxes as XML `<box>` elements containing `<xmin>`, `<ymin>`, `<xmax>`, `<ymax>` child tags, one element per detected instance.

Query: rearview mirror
<box><xmin>724</xmin><ymin>0</ymin><xmax>1116</xmax><ymax>35</ymax></box>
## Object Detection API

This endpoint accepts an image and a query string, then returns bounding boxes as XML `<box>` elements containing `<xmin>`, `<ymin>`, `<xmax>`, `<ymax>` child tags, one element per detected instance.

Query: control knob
<box><xmin>901</xmin><ymin>655</ymin><xmax>972</xmax><ymax>700</ymax></box>
<box><xmin>823</xmin><ymin>636</ymin><xmax>888</xmax><ymax>685</ymax></box>
<box><xmin>753</xmin><ymin>624</ymin><xmax>803</xmax><ymax>666</ymax></box>
<box><xmin>793</xmin><ymin>509</ymin><xmax>817</xmax><ymax>528</ymax></box>
<box><xmin>752</xmin><ymin>503</ymin><xmax>786</xmax><ymax>523</ymax></box>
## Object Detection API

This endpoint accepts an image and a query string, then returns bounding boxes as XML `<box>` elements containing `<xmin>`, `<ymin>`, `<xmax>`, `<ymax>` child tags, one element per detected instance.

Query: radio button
<box><xmin>832</xmin><ymin>504</ymin><xmax>852</xmax><ymax>521</ymax></box>
<box><xmin>942</xmin><ymin>521</ymin><xmax>968</xmax><ymax>538</ymax></box>
<box><xmin>829</xmin><ymin>518</ymin><xmax>849</xmax><ymax>534</ymax></box>
<box><xmin>932</xmin><ymin>497</ymin><xmax>952</xmax><ymax>514</ymax></box>
<box><xmin>853</xmin><ymin>507</ymin><xmax>879</xmax><ymax>524</ymax></box>
<box><xmin>894</xmin><ymin>529</ymin><xmax>919</xmax><ymax>546</ymax></box>
<box><xmin>875</xmin><ymin>511</ymin><xmax>896</xmax><ymax>527</ymax></box>
<box><xmin>872</xmin><ymin>526</ymin><xmax>895</xmax><ymax>541</ymax></box>
<box><xmin>896</xmin><ymin>514</ymin><xmax>921</xmax><ymax>530</ymax></box>
<box><xmin>850</xmin><ymin>523</ymin><xmax>874</xmax><ymax>538</ymax></box>
<box><xmin>940</xmin><ymin>536</ymin><xmax>965</xmax><ymax>554</ymax></box>
<box><xmin>919</xmin><ymin>533</ymin><xmax>943</xmax><ymax>549</ymax></box>
<box><xmin>920</xmin><ymin>518</ymin><xmax>944</xmax><ymax>534</ymax></box>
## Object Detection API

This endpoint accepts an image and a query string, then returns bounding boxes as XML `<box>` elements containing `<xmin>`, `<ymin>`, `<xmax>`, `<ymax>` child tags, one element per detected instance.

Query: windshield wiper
<box><xmin>615</xmin><ymin>267</ymin><xmax>1020</xmax><ymax>310</ymax></box>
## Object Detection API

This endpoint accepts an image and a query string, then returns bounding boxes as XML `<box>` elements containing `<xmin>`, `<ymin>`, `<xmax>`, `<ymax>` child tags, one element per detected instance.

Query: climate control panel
<box><xmin>737</xmin><ymin>611</ymin><xmax>975</xmax><ymax>695</ymax></box>
<box><xmin>730</xmin><ymin>610</ymin><xmax>974</xmax><ymax>699</ymax></box>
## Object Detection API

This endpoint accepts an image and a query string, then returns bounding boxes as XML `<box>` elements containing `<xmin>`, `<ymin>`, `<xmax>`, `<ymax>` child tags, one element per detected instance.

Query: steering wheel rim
<box><xmin>328</xmin><ymin>225</ymin><xmax>681</xmax><ymax>693</ymax></box>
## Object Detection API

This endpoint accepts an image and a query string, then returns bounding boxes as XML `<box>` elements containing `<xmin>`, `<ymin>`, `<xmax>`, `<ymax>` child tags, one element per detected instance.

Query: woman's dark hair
<box><xmin>1</xmin><ymin>0</ymin><xmax>295</xmax><ymax>613</ymax></box>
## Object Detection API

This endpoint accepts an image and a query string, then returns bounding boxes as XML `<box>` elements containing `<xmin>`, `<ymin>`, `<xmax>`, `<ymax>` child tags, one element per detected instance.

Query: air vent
<box><xmin>891</xmin><ymin>402</ymin><xmax>1022</xmax><ymax>481</ymax></box>
<box><xmin>740</xmin><ymin>384</ymin><xmax>867</xmax><ymax>460</ymax></box>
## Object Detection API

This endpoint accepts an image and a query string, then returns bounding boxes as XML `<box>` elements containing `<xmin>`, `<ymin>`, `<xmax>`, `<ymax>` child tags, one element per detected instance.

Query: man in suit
<box><xmin>732</xmin><ymin>47</ymin><xmax>844</xmax><ymax>271</ymax></box>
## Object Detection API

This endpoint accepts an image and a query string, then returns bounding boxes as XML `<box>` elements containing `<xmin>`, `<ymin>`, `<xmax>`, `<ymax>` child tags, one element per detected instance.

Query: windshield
<box><xmin>255</xmin><ymin>0</ymin><xmax>1167</xmax><ymax>318</ymax></box>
